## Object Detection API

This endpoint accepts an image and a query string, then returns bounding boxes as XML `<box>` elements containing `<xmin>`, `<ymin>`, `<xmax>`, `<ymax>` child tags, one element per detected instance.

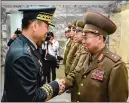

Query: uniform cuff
<box><xmin>49</xmin><ymin>81</ymin><xmax>59</xmax><ymax>97</ymax></box>
<box><xmin>41</xmin><ymin>81</ymin><xmax>59</xmax><ymax>101</ymax></box>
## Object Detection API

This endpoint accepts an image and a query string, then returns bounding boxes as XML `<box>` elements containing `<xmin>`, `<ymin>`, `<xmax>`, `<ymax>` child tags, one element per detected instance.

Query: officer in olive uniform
<box><xmin>74</xmin><ymin>46</ymin><xmax>88</xmax><ymax>71</ymax></box>
<box><xmin>63</xmin><ymin>24</ymin><xmax>73</xmax><ymax>66</ymax></box>
<box><xmin>1</xmin><ymin>7</ymin><xmax>64</xmax><ymax>102</ymax></box>
<box><xmin>63</xmin><ymin>20</ymin><xmax>77</xmax><ymax>76</ymax></box>
<box><xmin>70</xmin><ymin>20</ymin><xmax>86</xmax><ymax>73</ymax></box>
<box><xmin>64</xmin><ymin>11</ymin><xmax>128</xmax><ymax>102</ymax></box>
<box><xmin>65</xmin><ymin>20</ymin><xmax>79</xmax><ymax>76</ymax></box>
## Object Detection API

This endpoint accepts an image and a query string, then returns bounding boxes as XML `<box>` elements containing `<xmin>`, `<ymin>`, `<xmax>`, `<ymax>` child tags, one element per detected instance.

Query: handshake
<box><xmin>56</xmin><ymin>79</ymin><xmax>66</xmax><ymax>95</ymax></box>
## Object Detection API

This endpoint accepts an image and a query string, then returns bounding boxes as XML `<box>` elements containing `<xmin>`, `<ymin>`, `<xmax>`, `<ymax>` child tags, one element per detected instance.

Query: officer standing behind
<box><xmin>7</xmin><ymin>28</ymin><xmax>22</xmax><ymax>46</ymax></box>
<box><xmin>63</xmin><ymin>21</ymin><xmax>76</xmax><ymax>68</ymax></box>
<box><xmin>62</xmin><ymin>11</ymin><xmax>128</xmax><ymax>102</ymax></box>
<box><xmin>1</xmin><ymin>7</ymin><xmax>65</xmax><ymax>102</ymax></box>
<box><xmin>64</xmin><ymin>20</ymin><xmax>78</xmax><ymax>76</ymax></box>
<box><xmin>69</xmin><ymin>20</ymin><xmax>86</xmax><ymax>73</ymax></box>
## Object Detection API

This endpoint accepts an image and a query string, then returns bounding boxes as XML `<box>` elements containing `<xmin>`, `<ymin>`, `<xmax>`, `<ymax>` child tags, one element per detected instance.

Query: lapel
<box><xmin>83</xmin><ymin>47</ymin><xmax>106</xmax><ymax>75</ymax></box>
<box><xmin>83</xmin><ymin>56</ymin><xmax>98</xmax><ymax>75</ymax></box>
<box><xmin>83</xmin><ymin>58</ymin><xmax>98</xmax><ymax>75</ymax></box>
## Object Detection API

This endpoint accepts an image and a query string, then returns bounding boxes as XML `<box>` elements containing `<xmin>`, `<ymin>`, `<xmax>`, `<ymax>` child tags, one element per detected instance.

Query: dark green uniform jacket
<box><xmin>65</xmin><ymin>46</ymin><xmax>128</xmax><ymax>102</ymax></box>
<box><xmin>65</xmin><ymin>42</ymin><xmax>80</xmax><ymax>75</ymax></box>
<box><xmin>63</xmin><ymin>39</ymin><xmax>72</xmax><ymax>65</ymax></box>
<box><xmin>70</xmin><ymin>45</ymin><xmax>87</xmax><ymax>72</ymax></box>
<box><xmin>1</xmin><ymin>34</ymin><xmax>59</xmax><ymax>102</ymax></box>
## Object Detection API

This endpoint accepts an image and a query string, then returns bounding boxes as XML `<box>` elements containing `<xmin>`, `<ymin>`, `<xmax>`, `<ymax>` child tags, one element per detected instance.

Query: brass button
<box><xmin>84</xmin><ymin>75</ymin><xmax>86</xmax><ymax>78</ymax></box>
<box><xmin>81</xmin><ymin>84</ymin><xmax>83</xmax><ymax>86</ymax></box>
<box><xmin>78</xmin><ymin>92</ymin><xmax>81</xmax><ymax>95</ymax></box>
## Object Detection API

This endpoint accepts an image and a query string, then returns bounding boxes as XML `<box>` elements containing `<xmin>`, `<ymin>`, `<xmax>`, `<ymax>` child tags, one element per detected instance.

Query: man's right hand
<box><xmin>55</xmin><ymin>79</ymin><xmax>66</xmax><ymax>95</ymax></box>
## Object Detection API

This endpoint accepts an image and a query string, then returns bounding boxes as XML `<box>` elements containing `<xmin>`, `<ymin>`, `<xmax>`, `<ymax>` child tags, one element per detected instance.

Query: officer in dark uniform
<box><xmin>1</xmin><ymin>7</ymin><xmax>65</xmax><ymax>102</ymax></box>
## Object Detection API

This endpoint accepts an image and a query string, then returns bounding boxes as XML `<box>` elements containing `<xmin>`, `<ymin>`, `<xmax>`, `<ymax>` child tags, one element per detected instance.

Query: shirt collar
<box><xmin>24</xmin><ymin>36</ymin><xmax>38</xmax><ymax>49</ymax></box>
<box><xmin>91</xmin><ymin>46</ymin><xmax>106</xmax><ymax>61</ymax></box>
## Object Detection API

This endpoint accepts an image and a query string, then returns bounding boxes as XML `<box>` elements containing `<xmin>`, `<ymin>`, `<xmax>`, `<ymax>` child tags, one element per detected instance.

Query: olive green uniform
<box><xmin>70</xmin><ymin>46</ymin><xmax>88</xmax><ymax>98</ymax></box>
<box><xmin>65</xmin><ymin>42</ymin><xmax>80</xmax><ymax>75</ymax></box>
<box><xmin>63</xmin><ymin>39</ymin><xmax>72</xmax><ymax>65</ymax></box>
<box><xmin>70</xmin><ymin>45</ymin><xmax>87</xmax><ymax>72</ymax></box>
<box><xmin>65</xmin><ymin>47</ymin><xmax>128</xmax><ymax>102</ymax></box>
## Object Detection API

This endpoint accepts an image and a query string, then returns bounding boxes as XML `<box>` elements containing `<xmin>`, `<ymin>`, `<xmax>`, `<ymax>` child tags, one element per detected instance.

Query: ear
<box><xmin>98</xmin><ymin>35</ymin><xmax>104</xmax><ymax>43</ymax></box>
<box><xmin>30</xmin><ymin>21</ymin><xmax>37</xmax><ymax>32</ymax></box>
<box><xmin>98</xmin><ymin>35</ymin><xmax>103</xmax><ymax>40</ymax></box>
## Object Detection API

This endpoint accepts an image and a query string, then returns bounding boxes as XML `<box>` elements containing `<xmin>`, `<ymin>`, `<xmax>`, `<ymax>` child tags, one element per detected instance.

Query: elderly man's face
<box><xmin>82</xmin><ymin>32</ymin><xmax>101</xmax><ymax>53</ymax></box>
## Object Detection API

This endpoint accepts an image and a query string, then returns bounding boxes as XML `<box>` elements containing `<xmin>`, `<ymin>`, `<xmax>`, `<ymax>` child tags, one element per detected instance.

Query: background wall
<box><xmin>1</xmin><ymin>1</ymin><xmax>129</xmax><ymax>67</ymax></box>
<box><xmin>10</xmin><ymin>13</ymin><xmax>23</xmax><ymax>36</ymax></box>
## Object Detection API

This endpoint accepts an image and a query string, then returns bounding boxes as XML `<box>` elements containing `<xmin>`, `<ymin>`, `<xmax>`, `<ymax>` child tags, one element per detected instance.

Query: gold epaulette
<box><xmin>41</xmin><ymin>84</ymin><xmax>53</xmax><ymax>101</ymax></box>
<box><xmin>104</xmin><ymin>50</ymin><xmax>121</xmax><ymax>63</ymax></box>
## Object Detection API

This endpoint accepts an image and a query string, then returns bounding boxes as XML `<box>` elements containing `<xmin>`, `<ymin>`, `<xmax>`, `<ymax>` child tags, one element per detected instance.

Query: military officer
<box><xmin>63</xmin><ymin>23</ymin><xmax>73</xmax><ymax>66</ymax></box>
<box><xmin>69</xmin><ymin>20</ymin><xmax>86</xmax><ymax>73</ymax></box>
<box><xmin>63</xmin><ymin>11</ymin><xmax>128</xmax><ymax>102</ymax></box>
<box><xmin>63</xmin><ymin>20</ymin><xmax>78</xmax><ymax>93</ymax></box>
<box><xmin>1</xmin><ymin>7</ymin><xmax>65</xmax><ymax>102</ymax></box>
<box><xmin>63</xmin><ymin>20</ymin><xmax>77</xmax><ymax>76</ymax></box>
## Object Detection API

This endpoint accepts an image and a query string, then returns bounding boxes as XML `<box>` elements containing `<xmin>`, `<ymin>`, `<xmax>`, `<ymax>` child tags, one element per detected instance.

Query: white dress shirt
<box><xmin>42</xmin><ymin>39</ymin><xmax>59</xmax><ymax>58</ymax></box>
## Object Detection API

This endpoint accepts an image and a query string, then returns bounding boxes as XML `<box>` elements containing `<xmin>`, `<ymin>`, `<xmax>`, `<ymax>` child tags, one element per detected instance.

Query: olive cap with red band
<box><xmin>83</xmin><ymin>11</ymin><xmax>117</xmax><ymax>37</ymax></box>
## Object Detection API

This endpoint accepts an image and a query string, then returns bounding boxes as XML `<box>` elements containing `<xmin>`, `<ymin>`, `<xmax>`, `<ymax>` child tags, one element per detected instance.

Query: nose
<box><xmin>82</xmin><ymin>39</ymin><xmax>86</xmax><ymax>45</ymax></box>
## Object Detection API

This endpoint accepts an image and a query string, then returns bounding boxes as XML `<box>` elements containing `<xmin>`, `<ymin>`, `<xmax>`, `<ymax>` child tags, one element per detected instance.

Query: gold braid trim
<box><xmin>41</xmin><ymin>84</ymin><xmax>53</xmax><ymax>101</ymax></box>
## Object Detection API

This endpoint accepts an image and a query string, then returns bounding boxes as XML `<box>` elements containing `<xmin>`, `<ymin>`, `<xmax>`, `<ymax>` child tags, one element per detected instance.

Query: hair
<box><xmin>47</xmin><ymin>32</ymin><xmax>54</xmax><ymax>37</ymax></box>
<box><xmin>103</xmin><ymin>36</ymin><xmax>106</xmax><ymax>42</ymax></box>
<box><xmin>14</xmin><ymin>28</ymin><xmax>22</xmax><ymax>35</ymax></box>
<box><xmin>22</xmin><ymin>19</ymin><xmax>44</xmax><ymax>30</ymax></box>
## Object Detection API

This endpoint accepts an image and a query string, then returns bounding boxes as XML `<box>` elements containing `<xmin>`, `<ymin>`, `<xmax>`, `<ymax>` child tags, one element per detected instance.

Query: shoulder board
<box><xmin>104</xmin><ymin>50</ymin><xmax>121</xmax><ymax>63</ymax></box>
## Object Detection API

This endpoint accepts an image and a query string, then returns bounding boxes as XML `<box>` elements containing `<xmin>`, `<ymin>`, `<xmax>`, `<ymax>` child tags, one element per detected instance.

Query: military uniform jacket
<box><xmin>2</xmin><ymin>34</ymin><xmax>59</xmax><ymax>102</ymax></box>
<box><xmin>70</xmin><ymin>45</ymin><xmax>88</xmax><ymax>72</ymax></box>
<box><xmin>65</xmin><ymin>42</ymin><xmax>80</xmax><ymax>75</ymax></box>
<box><xmin>63</xmin><ymin>39</ymin><xmax>72</xmax><ymax>65</ymax></box>
<box><xmin>65</xmin><ymin>46</ymin><xmax>128</xmax><ymax>102</ymax></box>
<box><xmin>74</xmin><ymin>46</ymin><xmax>88</xmax><ymax>71</ymax></box>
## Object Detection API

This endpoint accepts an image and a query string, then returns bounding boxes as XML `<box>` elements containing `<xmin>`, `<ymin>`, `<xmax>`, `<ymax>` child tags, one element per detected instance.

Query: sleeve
<box><xmin>7</xmin><ymin>38</ymin><xmax>15</xmax><ymax>46</ymax></box>
<box><xmin>65</xmin><ymin>70</ymin><xmax>76</xmax><ymax>89</ymax></box>
<box><xmin>63</xmin><ymin>40</ymin><xmax>71</xmax><ymax>65</ymax></box>
<box><xmin>13</xmin><ymin>55</ymin><xmax>59</xmax><ymax>102</ymax></box>
<box><xmin>63</xmin><ymin>48</ymin><xmax>68</xmax><ymax>65</ymax></box>
<box><xmin>65</xmin><ymin>43</ymin><xmax>78</xmax><ymax>74</ymax></box>
<box><xmin>108</xmin><ymin>62</ymin><xmax>128</xmax><ymax>102</ymax></box>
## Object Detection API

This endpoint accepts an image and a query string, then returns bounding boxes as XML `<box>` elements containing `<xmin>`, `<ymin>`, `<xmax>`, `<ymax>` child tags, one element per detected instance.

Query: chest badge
<box><xmin>27</xmin><ymin>46</ymin><xmax>31</xmax><ymax>53</ymax></box>
<box><xmin>91</xmin><ymin>67</ymin><xmax>104</xmax><ymax>81</ymax></box>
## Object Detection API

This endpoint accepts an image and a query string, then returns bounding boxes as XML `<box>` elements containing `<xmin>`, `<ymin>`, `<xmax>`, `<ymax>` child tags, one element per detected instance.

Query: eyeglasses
<box><xmin>82</xmin><ymin>35</ymin><xmax>98</xmax><ymax>41</ymax></box>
